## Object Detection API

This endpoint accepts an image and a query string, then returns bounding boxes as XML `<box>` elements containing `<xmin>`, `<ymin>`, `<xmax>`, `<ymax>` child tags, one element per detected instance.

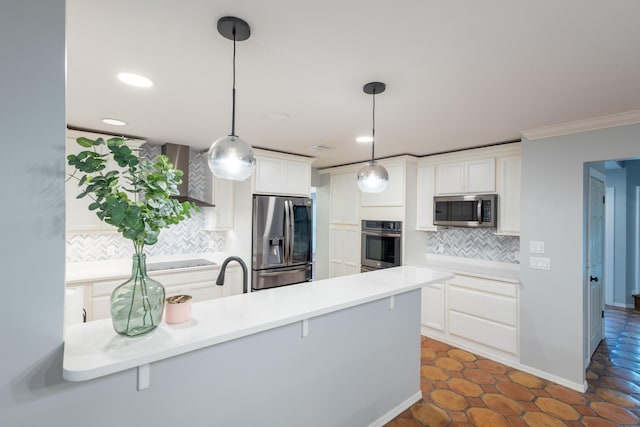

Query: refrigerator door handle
<box><xmin>289</xmin><ymin>200</ymin><xmax>295</xmax><ymax>264</ymax></box>
<box><xmin>284</xmin><ymin>200</ymin><xmax>291</xmax><ymax>264</ymax></box>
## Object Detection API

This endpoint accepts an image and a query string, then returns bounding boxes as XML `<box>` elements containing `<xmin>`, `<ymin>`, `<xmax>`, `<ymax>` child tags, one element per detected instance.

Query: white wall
<box><xmin>520</xmin><ymin>123</ymin><xmax>640</xmax><ymax>387</ymax></box>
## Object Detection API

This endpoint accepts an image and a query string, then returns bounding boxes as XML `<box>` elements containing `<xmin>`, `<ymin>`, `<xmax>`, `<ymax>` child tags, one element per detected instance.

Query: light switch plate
<box><xmin>530</xmin><ymin>241</ymin><xmax>545</xmax><ymax>254</ymax></box>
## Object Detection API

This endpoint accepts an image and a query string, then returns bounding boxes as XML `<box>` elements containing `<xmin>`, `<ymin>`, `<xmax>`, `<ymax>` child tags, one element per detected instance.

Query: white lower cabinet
<box><xmin>421</xmin><ymin>283</ymin><xmax>445</xmax><ymax>331</ymax></box>
<box><xmin>329</xmin><ymin>225</ymin><xmax>360</xmax><ymax>277</ymax></box>
<box><xmin>421</xmin><ymin>273</ymin><xmax>519</xmax><ymax>358</ymax></box>
<box><xmin>74</xmin><ymin>265</ymin><xmax>243</xmax><ymax>322</ymax></box>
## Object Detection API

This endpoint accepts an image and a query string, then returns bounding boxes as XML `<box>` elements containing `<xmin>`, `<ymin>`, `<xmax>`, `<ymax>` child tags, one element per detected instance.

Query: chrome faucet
<box><xmin>216</xmin><ymin>256</ymin><xmax>248</xmax><ymax>294</ymax></box>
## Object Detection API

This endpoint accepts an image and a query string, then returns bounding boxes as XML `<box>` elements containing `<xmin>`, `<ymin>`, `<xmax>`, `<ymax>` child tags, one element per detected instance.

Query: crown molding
<box><xmin>521</xmin><ymin>110</ymin><xmax>640</xmax><ymax>140</ymax></box>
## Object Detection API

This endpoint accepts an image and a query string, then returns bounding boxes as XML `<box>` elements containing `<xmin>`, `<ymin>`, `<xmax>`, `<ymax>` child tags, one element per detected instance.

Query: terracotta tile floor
<box><xmin>387</xmin><ymin>306</ymin><xmax>640</xmax><ymax>427</ymax></box>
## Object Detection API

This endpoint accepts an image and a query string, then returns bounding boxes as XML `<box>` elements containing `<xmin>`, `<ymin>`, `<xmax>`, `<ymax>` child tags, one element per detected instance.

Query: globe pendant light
<box><xmin>207</xmin><ymin>16</ymin><xmax>256</xmax><ymax>181</ymax></box>
<box><xmin>357</xmin><ymin>82</ymin><xmax>389</xmax><ymax>193</ymax></box>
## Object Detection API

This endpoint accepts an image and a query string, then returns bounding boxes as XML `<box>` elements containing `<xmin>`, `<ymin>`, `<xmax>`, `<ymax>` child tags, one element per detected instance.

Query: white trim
<box><xmin>589</xmin><ymin>167</ymin><xmax>606</xmax><ymax>182</ymax></box>
<box><xmin>137</xmin><ymin>364</ymin><xmax>150</xmax><ymax>391</ymax></box>
<box><xmin>633</xmin><ymin>185</ymin><xmax>640</xmax><ymax>294</ymax></box>
<box><xmin>421</xmin><ymin>331</ymin><xmax>587</xmax><ymax>392</ymax></box>
<box><xmin>367</xmin><ymin>391</ymin><xmax>422</xmax><ymax>427</ymax></box>
<box><xmin>605</xmin><ymin>187</ymin><xmax>615</xmax><ymax>306</ymax></box>
<box><xmin>521</xmin><ymin>110</ymin><xmax>640</xmax><ymax>140</ymax></box>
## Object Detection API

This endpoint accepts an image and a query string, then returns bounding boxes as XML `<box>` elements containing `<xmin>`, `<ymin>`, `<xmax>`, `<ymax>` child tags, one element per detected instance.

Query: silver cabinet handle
<box><xmin>361</xmin><ymin>231</ymin><xmax>401</xmax><ymax>238</ymax></box>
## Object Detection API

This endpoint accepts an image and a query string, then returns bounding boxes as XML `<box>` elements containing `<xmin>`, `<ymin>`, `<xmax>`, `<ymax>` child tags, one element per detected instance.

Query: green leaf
<box><xmin>76</xmin><ymin>137</ymin><xmax>94</xmax><ymax>148</ymax></box>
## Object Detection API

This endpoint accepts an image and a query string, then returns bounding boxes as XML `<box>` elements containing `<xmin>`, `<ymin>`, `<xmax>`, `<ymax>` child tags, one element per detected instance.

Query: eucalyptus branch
<box><xmin>67</xmin><ymin>136</ymin><xmax>199</xmax><ymax>250</ymax></box>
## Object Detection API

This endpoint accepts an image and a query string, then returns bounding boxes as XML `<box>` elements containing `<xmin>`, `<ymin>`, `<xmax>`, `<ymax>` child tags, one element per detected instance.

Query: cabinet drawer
<box><xmin>449</xmin><ymin>311</ymin><xmax>517</xmax><ymax>354</ymax></box>
<box><xmin>449</xmin><ymin>274</ymin><xmax>517</xmax><ymax>298</ymax></box>
<box><xmin>449</xmin><ymin>286</ymin><xmax>516</xmax><ymax>326</ymax></box>
<box><xmin>92</xmin><ymin>268</ymin><xmax>218</xmax><ymax>296</ymax></box>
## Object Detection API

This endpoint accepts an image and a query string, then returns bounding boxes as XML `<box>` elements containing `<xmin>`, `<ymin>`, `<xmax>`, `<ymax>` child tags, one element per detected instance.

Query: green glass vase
<box><xmin>111</xmin><ymin>253</ymin><xmax>165</xmax><ymax>336</ymax></box>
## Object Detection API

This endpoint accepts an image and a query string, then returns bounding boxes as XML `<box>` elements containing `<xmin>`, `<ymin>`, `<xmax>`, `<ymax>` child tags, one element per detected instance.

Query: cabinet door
<box><xmin>204</xmin><ymin>177</ymin><xmax>234</xmax><ymax>230</ymax></box>
<box><xmin>283</xmin><ymin>161</ymin><xmax>311</xmax><ymax>196</ymax></box>
<box><xmin>465</xmin><ymin>158</ymin><xmax>495</xmax><ymax>193</ymax></box>
<box><xmin>329</xmin><ymin>226</ymin><xmax>344</xmax><ymax>277</ymax></box>
<box><xmin>497</xmin><ymin>155</ymin><xmax>521</xmax><ymax>235</ymax></box>
<box><xmin>328</xmin><ymin>225</ymin><xmax>360</xmax><ymax>277</ymax></box>
<box><xmin>330</xmin><ymin>173</ymin><xmax>359</xmax><ymax>224</ymax></box>
<box><xmin>416</xmin><ymin>165</ymin><xmax>436</xmax><ymax>230</ymax></box>
<box><xmin>254</xmin><ymin>157</ymin><xmax>284</xmax><ymax>194</ymax></box>
<box><xmin>342</xmin><ymin>226</ymin><xmax>361</xmax><ymax>273</ymax></box>
<box><xmin>360</xmin><ymin>164</ymin><xmax>404</xmax><ymax>207</ymax></box>
<box><xmin>421</xmin><ymin>282</ymin><xmax>445</xmax><ymax>331</ymax></box>
<box><xmin>436</xmin><ymin>162</ymin><xmax>464</xmax><ymax>194</ymax></box>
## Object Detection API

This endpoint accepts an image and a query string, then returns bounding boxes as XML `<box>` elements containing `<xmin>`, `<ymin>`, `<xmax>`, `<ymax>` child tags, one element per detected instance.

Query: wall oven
<box><xmin>433</xmin><ymin>194</ymin><xmax>497</xmax><ymax>227</ymax></box>
<box><xmin>361</xmin><ymin>220</ymin><xmax>402</xmax><ymax>271</ymax></box>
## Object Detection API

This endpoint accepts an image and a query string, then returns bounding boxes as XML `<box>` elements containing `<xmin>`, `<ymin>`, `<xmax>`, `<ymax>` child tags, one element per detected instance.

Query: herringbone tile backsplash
<box><xmin>66</xmin><ymin>143</ymin><xmax>225</xmax><ymax>263</ymax></box>
<box><xmin>426</xmin><ymin>228</ymin><xmax>520</xmax><ymax>264</ymax></box>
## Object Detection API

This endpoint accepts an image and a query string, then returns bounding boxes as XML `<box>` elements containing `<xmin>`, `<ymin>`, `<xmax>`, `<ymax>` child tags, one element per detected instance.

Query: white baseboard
<box><xmin>421</xmin><ymin>331</ymin><xmax>587</xmax><ymax>393</ymax></box>
<box><xmin>368</xmin><ymin>390</ymin><xmax>422</xmax><ymax>427</ymax></box>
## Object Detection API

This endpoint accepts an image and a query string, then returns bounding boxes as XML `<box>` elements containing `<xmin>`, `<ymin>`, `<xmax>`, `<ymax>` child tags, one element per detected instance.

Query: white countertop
<box><xmin>412</xmin><ymin>254</ymin><xmax>520</xmax><ymax>283</ymax></box>
<box><xmin>63</xmin><ymin>266</ymin><xmax>453</xmax><ymax>382</ymax></box>
<box><xmin>66</xmin><ymin>252</ymin><xmax>229</xmax><ymax>284</ymax></box>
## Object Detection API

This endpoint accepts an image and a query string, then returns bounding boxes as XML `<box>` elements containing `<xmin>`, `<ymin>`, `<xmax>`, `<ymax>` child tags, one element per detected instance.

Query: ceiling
<box><xmin>66</xmin><ymin>0</ymin><xmax>640</xmax><ymax>168</ymax></box>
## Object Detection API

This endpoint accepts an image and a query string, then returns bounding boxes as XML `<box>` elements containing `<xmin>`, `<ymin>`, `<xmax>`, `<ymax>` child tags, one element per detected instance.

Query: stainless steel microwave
<box><xmin>433</xmin><ymin>194</ymin><xmax>497</xmax><ymax>227</ymax></box>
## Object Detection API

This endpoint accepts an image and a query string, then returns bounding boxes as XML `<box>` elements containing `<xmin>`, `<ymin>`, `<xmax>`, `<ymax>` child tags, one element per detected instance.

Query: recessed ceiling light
<box><xmin>116</xmin><ymin>72</ymin><xmax>154</xmax><ymax>88</ymax></box>
<box><xmin>356</xmin><ymin>136</ymin><xmax>373</xmax><ymax>143</ymax></box>
<box><xmin>263</xmin><ymin>112</ymin><xmax>290</xmax><ymax>121</ymax></box>
<box><xmin>102</xmin><ymin>118</ymin><xmax>127</xmax><ymax>126</ymax></box>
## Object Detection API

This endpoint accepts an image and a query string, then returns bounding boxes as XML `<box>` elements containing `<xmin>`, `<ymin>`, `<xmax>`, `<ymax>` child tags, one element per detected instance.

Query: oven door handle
<box><xmin>361</xmin><ymin>231</ymin><xmax>401</xmax><ymax>238</ymax></box>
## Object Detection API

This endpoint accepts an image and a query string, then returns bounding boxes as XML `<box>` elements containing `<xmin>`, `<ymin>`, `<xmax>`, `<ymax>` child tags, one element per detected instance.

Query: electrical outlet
<box><xmin>514</xmin><ymin>251</ymin><xmax>520</xmax><ymax>261</ymax></box>
<box><xmin>107</xmin><ymin>246</ymin><xmax>116</xmax><ymax>257</ymax></box>
<box><xmin>529</xmin><ymin>256</ymin><xmax>551</xmax><ymax>270</ymax></box>
<box><xmin>207</xmin><ymin>240</ymin><xmax>215</xmax><ymax>251</ymax></box>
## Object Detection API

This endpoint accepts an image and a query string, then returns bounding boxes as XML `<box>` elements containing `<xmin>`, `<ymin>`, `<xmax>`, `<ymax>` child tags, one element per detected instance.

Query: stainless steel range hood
<box><xmin>161</xmin><ymin>143</ymin><xmax>214</xmax><ymax>207</ymax></box>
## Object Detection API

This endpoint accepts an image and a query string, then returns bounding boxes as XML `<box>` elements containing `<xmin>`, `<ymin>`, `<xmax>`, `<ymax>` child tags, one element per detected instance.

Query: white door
<box><xmin>588</xmin><ymin>169</ymin><xmax>605</xmax><ymax>358</ymax></box>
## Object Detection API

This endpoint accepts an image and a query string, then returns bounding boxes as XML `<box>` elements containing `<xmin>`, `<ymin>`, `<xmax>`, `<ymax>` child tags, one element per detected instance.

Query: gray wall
<box><xmin>520</xmin><ymin>123</ymin><xmax>640</xmax><ymax>387</ymax></box>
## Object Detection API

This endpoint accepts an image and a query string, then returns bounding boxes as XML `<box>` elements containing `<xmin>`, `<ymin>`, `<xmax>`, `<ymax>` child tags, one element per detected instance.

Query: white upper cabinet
<box><xmin>436</xmin><ymin>162</ymin><xmax>465</xmax><ymax>195</ymax></box>
<box><xmin>360</xmin><ymin>164</ymin><xmax>405</xmax><ymax>207</ymax></box>
<box><xmin>204</xmin><ymin>174</ymin><xmax>234</xmax><ymax>230</ymax></box>
<box><xmin>496</xmin><ymin>154</ymin><xmax>521</xmax><ymax>235</ymax></box>
<box><xmin>436</xmin><ymin>158</ymin><xmax>495</xmax><ymax>194</ymax></box>
<box><xmin>252</xmin><ymin>151</ymin><xmax>314</xmax><ymax>197</ymax></box>
<box><xmin>330</xmin><ymin>172</ymin><xmax>360</xmax><ymax>225</ymax></box>
<box><xmin>464</xmin><ymin>158</ymin><xmax>496</xmax><ymax>193</ymax></box>
<box><xmin>416</xmin><ymin>165</ymin><xmax>436</xmax><ymax>230</ymax></box>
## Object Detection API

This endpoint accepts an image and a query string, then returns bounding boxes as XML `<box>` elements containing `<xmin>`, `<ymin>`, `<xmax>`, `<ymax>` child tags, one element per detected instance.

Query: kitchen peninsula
<box><xmin>64</xmin><ymin>266</ymin><xmax>452</xmax><ymax>427</ymax></box>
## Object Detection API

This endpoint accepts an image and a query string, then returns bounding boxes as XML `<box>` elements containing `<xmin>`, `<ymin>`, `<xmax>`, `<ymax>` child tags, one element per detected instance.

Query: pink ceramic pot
<box><xmin>165</xmin><ymin>295</ymin><xmax>192</xmax><ymax>324</ymax></box>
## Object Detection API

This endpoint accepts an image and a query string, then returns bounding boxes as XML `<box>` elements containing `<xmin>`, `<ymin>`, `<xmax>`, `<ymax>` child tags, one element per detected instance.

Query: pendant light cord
<box><xmin>231</xmin><ymin>27</ymin><xmax>237</xmax><ymax>136</ymax></box>
<box><xmin>371</xmin><ymin>89</ymin><xmax>376</xmax><ymax>164</ymax></box>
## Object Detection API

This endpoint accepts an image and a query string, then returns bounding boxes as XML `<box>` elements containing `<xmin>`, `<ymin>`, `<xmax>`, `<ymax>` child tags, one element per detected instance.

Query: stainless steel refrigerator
<box><xmin>252</xmin><ymin>195</ymin><xmax>313</xmax><ymax>291</ymax></box>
